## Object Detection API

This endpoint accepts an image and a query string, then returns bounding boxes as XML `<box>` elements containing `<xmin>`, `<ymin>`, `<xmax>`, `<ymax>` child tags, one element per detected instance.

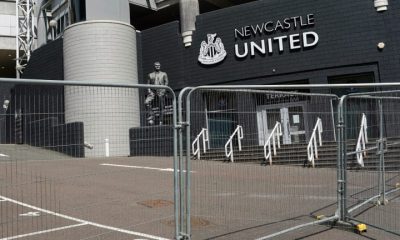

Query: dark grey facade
<box><xmin>21</xmin><ymin>0</ymin><xmax>400</xmax><ymax>105</ymax></box>
<box><xmin>3</xmin><ymin>39</ymin><xmax>85</xmax><ymax>157</ymax></box>
<box><xmin>13</xmin><ymin>0</ymin><xmax>400</xmax><ymax>155</ymax></box>
<box><xmin>138</xmin><ymin>0</ymin><xmax>400</xmax><ymax>148</ymax></box>
<box><xmin>140</xmin><ymin>0</ymin><xmax>399</xmax><ymax>89</ymax></box>
<box><xmin>23</xmin><ymin>39</ymin><xmax>64</xmax><ymax>80</ymax></box>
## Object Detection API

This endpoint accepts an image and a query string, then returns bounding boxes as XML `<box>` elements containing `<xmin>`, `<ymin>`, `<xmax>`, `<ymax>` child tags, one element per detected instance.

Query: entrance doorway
<box><xmin>257</xmin><ymin>105</ymin><xmax>306</xmax><ymax>145</ymax></box>
<box><xmin>204</xmin><ymin>93</ymin><xmax>236</xmax><ymax>148</ymax></box>
<box><xmin>208</xmin><ymin>116</ymin><xmax>234</xmax><ymax>148</ymax></box>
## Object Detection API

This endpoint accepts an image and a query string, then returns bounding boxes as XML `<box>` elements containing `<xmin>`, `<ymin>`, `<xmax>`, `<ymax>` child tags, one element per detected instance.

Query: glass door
<box><xmin>257</xmin><ymin>105</ymin><xmax>305</xmax><ymax>145</ymax></box>
<box><xmin>287</xmin><ymin>106</ymin><xmax>306</xmax><ymax>144</ymax></box>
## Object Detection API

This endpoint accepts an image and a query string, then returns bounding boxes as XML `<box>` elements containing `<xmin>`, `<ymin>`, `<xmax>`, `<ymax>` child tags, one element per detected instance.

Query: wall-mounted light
<box><xmin>377</xmin><ymin>42</ymin><xmax>385</xmax><ymax>50</ymax></box>
<box><xmin>49</xmin><ymin>19</ymin><xmax>57</xmax><ymax>28</ymax></box>
<box><xmin>49</xmin><ymin>20</ymin><xmax>57</xmax><ymax>40</ymax></box>
<box><xmin>3</xmin><ymin>100</ymin><xmax>9</xmax><ymax>110</ymax></box>
<box><xmin>374</xmin><ymin>0</ymin><xmax>388</xmax><ymax>12</ymax></box>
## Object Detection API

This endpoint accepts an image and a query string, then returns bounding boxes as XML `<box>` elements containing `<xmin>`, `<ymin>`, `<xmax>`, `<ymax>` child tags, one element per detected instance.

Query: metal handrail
<box><xmin>356</xmin><ymin>113</ymin><xmax>368</xmax><ymax>167</ymax></box>
<box><xmin>191</xmin><ymin>128</ymin><xmax>209</xmax><ymax>160</ymax></box>
<box><xmin>263</xmin><ymin>122</ymin><xmax>282</xmax><ymax>165</ymax></box>
<box><xmin>307</xmin><ymin>118</ymin><xmax>323</xmax><ymax>168</ymax></box>
<box><xmin>225</xmin><ymin>125</ymin><xmax>244</xmax><ymax>162</ymax></box>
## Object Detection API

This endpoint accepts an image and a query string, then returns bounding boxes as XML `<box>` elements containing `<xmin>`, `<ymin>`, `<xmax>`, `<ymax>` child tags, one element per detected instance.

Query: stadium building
<box><xmin>0</xmin><ymin>0</ymin><xmax>17</xmax><ymax>78</ymax></box>
<box><xmin>2</xmin><ymin>0</ymin><xmax>400</xmax><ymax>157</ymax></box>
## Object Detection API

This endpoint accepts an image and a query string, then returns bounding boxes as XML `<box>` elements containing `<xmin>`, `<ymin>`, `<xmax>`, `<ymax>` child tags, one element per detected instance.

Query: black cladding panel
<box><xmin>140</xmin><ymin>0</ymin><xmax>400</xmax><ymax>88</ymax></box>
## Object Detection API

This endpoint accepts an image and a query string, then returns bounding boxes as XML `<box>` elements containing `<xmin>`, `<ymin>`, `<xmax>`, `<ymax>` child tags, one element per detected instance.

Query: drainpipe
<box><xmin>179</xmin><ymin>0</ymin><xmax>199</xmax><ymax>47</ymax></box>
<box><xmin>374</xmin><ymin>0</ymin><xmax>388</xmax><ymax>12</ymax></box>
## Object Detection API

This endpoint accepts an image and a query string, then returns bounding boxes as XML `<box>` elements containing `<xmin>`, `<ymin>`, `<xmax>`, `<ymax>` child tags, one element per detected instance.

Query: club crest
<box><xmin>198</xmin><ymin>33</ymin><xmax>227</xmax><ymax>65</ymax></box>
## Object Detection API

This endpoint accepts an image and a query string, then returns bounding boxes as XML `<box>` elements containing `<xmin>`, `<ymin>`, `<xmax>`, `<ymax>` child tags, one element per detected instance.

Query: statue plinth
<box><xmin>129</xmin><ymin>125</ymin><xmax>173</xmax><ymax>156</ymax></box>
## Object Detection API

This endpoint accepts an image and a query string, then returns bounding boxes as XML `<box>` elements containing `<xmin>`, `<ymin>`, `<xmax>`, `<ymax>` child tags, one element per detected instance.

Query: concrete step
<box><xmin>198</xmin><ymin>147</ymin><xmax>400</xmax><ymax>160</ymax></box>
<box><xmin>191</xmin><ymin>138</ymin><xmax>400</xmax><ymax>170</ymax></box>
<box><xmin>200</xmin><ymin>154</ymin><xmax>400</xmax><ymax>162</ymax></box>
<box><xmin>196</xmin><ymin>154</ymin><xmax>400</xmax><ymax>171</ymax></box>
<box><xmin>223</xmin><ymin>159</ymin><xmax>400</xmax><ymax>171</ymax></box>
<box><xmin>201</xmin><ymin>142</ymin><xmax>398</xmax><ymax>155</ymax></box>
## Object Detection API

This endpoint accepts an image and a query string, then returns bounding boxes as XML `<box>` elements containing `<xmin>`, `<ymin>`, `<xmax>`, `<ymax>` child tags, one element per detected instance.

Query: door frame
<box><xmin>256</xmin><ymin>101</ymin><xmax>308</xmax><ymax>146</ymax></box>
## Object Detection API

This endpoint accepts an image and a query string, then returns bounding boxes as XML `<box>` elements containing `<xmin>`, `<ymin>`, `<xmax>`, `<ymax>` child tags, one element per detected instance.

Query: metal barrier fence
<box><xmin>1</xmin><ymin>78</ymin><xmax>400</xmax><ymax>240</ymax></box>
<box><xmin>178</xmin><ymin>87</ymin><xmax>341</xmax><ymax>239</ymax></box>
<box><xmin>0</xmin><ymin>78</ymin><xmax>179</xmax><ymax>240</ymax></box>
<box><xmin>341</xmin><ymin>90</ymin><xmax>400</xmax><ymax>236</ymax></box>
<box><xmin>177</xmin><ymin>85</ymin><xmax>400</xmax><ymax>240</ymax></box>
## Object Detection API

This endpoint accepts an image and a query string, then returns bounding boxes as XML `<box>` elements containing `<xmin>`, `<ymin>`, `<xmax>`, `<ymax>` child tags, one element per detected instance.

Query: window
<box><xmin>65</xmin><ymin>13</ymin><xmax>69</xmax><ymax>26</ymax></box>
<box><xmin>328</xmin><ymin>72</ymin><xmax>376</xmax><ymax>139</ymax></box>
<box><xmin>328</xmin><ymin>72</ymin><xmax>375</xmax><ymax>96</ymax></box>
<box><xmin>56</xmin><ymin>18</ymin><xmax>61</xmax><ymax>35</ymax></box>
<box><xmin>71</xmin><ymin>0</ymin><xmax>86</xmax><ymax>24</ymax></box>
<box><xmin>54</xmin><ymin>13</ymin><xmax>69</xmax><ymax>38</ymax></box>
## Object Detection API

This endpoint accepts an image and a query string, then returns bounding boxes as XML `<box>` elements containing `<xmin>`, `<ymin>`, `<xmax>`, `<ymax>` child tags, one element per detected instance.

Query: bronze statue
<box><xmin>145</xmin><ymin>62</ymin><xmax>169</xmax><ymax>125</ymax></box>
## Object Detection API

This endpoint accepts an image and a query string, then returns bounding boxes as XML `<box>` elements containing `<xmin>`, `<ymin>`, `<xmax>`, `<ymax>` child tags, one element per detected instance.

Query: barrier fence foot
<box><xmin>333</xmin><ymin>220</ymin><xmax>355</xmax><ymax>232</ymax></box>
<box><xmin>375</xmin><ymin>197</ymin><xmax>389</xmax><ymax>206</ymax></box>
<box><xmin>354</xmin><ymin>223</ymin><xmax>368</xmax><ymax>234</ymax></box>
<box><xmin>177</xmin><ymin>233</ymin><xmax>190</xmax><ymax>240</ymax></box>
<box><xmin>336</xmin><ymin>219</ymin><xmax>368</xmax><ymax>235</ymax></box>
